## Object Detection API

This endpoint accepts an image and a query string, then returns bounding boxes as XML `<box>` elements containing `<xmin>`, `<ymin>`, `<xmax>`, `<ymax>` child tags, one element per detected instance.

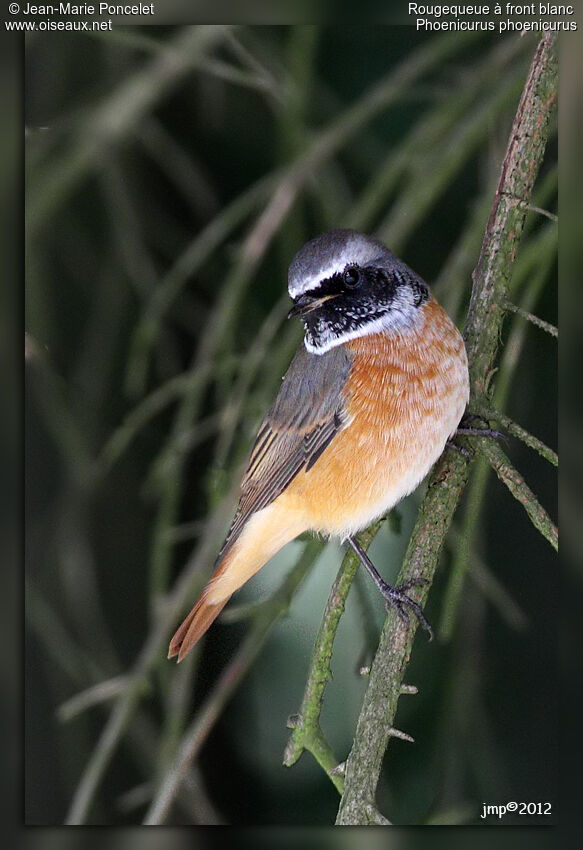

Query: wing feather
<box><xmin>218</xmin><ymin>343</ymin><xmax>352</xmax><ymax>559</ymax></box>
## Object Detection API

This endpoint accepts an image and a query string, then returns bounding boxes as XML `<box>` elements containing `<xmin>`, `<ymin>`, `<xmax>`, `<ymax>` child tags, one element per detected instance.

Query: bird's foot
<box><xmin>379</xmin><ymin>577</ymin><xmax>433</xmax><ymax>640</ymax></box>
<box><xmin>346</xmin><ymin>536</ymin><xmax>433</xmax><ymax>640</ymax></box>
<box><xmin>446</xmin><ymin>414</ymin><xmax>507</xmax><ymax>458</ymax></box>
<box><xmin>455</xmin><ymin>413</ymin><xmax>507</xmax><ymax>442</ymax></box>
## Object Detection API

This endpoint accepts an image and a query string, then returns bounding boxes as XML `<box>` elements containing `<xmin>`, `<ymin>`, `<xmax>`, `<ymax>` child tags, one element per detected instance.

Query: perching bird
<box><xmin>169</xmin><ymin>229</ymin><xmax>470</xmax><ymax>661</ymax></box>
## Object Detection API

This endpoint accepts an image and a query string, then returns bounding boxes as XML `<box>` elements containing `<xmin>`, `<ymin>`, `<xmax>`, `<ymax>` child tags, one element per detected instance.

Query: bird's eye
<box><xmin>343</xmin><ymin>266</ymin><xmax>361</xmax><ymax>288</ymax></box>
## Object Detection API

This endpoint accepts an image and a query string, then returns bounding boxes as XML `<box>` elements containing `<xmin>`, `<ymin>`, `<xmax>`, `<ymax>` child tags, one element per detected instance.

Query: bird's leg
<box><xmin>346</xmin><ymin>536</ymin><xmax>433</xmax><ymax>640</ymax></box>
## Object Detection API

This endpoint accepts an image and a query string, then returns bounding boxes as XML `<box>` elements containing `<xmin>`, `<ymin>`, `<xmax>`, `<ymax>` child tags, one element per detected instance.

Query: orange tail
<box><xmin>168</xmin><ymin>499</ymin><xmax>306</xmax><ymax>662</ymax></box>
<box><xmin>168</xmin><ymin>591</ymin><xmax>230</xmax><ymax>662</ymax></box>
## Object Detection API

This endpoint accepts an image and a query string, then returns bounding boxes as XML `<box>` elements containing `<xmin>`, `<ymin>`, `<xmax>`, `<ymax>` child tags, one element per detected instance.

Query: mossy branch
<box><xmin>474</xmin><ymin>403</ymin><xmax>558</xmax><ymax>467</ymax></box>
<box><xmin>335</xmin><ymin>33</ymin><xmax>557</xmax><ymax>825</ymax></box>
<box><xmin>502</xmin><ymin>299</ymin><xmax>558</xmax><ymax>338</ymax></box>
<box><xmin>283</xmin><ymin>521</ymin><xmax>384</xmax><ymax>792</ymax></box>
<box><xmin>464</xmin><ymin>33</ymin><xmax>558</xmax><ymax>401</ymax></box>
<box><xmin>478</xmin><ymin>439</ymin><xmax>557</xmax><ymax>550</ymax></box>
<box><xmin>335</xmin><ymin>450</ymin><xmax>471</xmax><ymax>825</ymax></box>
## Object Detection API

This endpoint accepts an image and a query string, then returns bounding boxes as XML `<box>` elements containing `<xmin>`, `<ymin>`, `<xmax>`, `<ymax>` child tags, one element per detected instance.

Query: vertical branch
<box><xmin>336</xmin><ymin>33</ymin><xmax>557</xmax><ymax>826</ymax></box>
<box><xmin>464</xmin><ymin>33</ymin><xmax>558</xmax><ymax>401</ymax></box>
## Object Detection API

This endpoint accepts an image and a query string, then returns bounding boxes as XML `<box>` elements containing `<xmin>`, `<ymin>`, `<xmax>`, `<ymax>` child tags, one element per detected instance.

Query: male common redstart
<box><xmin>169</xmin><ymin>229</ymin><xmax>470</xmax><ymax>661</ymax></box>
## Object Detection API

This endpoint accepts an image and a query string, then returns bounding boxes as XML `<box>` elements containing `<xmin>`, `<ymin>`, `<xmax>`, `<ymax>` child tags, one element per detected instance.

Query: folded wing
<box><xmin>168</xmin><ymin>342</ymin><xmax>352</xmax><ymax>660</ymax></box>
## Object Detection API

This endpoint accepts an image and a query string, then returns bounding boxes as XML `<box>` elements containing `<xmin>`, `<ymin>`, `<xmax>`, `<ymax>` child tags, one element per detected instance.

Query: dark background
<box><xmin>24</xmin><ymin>26</ymin><xmax>557</xmax><ymax>825</ymax></box>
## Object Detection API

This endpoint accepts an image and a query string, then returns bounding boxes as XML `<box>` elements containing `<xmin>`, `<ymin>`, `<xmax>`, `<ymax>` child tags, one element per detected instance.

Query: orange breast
<box><xmin>280</xmin><ymin>297</ymin><xmax>469</xmax><ymax>536</ymax></box>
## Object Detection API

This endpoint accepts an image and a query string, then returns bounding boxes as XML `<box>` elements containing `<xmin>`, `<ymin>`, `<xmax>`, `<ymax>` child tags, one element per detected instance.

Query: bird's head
<box><xmin>288</xmin><ymin>229</ymin><xmax>430</xmax><ymax>354</ymax></box>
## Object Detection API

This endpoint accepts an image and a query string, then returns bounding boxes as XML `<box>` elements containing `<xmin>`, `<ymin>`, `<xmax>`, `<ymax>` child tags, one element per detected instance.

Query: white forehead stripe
<box><xmin>289</xmin><ymin>259</ymin><xmax>349</xmax><ymax>298</ymax></box>
<box><xmin>288</xmin><ymin>234</ymin><xmax>386</xmax><ymax>299</ymax></box>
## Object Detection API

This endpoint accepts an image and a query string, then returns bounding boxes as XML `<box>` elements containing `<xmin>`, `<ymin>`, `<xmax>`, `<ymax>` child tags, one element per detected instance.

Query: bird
<box><xmin>168</xmin><ymin>229</ymin><xmax>470</xmax><ymax>662</ymax></box>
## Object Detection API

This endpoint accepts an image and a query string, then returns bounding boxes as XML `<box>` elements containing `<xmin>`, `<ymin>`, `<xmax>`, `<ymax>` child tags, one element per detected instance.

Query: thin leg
<box><xmin>346</xmin><ymin>536</ymin><xmax>433</xmax><ymax>640</ymax></box>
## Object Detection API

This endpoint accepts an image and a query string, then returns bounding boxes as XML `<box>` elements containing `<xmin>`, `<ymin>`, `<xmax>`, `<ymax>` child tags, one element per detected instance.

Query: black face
<box><xmin>289</xmin><ymin>259</ymin><xmax>429</xmax><ymax>352</ymax></box>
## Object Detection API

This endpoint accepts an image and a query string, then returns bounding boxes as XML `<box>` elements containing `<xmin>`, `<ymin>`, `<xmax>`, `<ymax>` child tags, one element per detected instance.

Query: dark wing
<box><xmin>218</xmin><ymin>343</ymin><xmax>352</xmax><ymax>559</ymax></box>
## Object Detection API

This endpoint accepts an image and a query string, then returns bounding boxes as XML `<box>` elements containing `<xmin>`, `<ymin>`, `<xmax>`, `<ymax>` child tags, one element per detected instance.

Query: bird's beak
<box><xmin>287</xmin><ymin>293</ymin><xmax>339</xmax><ymax>319</ymax></box>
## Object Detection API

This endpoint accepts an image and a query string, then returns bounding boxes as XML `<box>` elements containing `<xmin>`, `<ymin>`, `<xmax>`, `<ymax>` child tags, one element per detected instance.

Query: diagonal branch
<box><xmin>502</xmin><ymin>299</ymin><xmax>558</xmax><ymax>338</ymax></box>
<box><xmin>478</xmin><ymin>439</ymin><xmax>557</xmax><ymax>550</ymax></box>
<box><xmin>336</xmin><ymin>33</ymin><xmax>557</xmax><ymax>825</ymax></box>
<box><xmin>474</xmin><ymin>403</ymin><xmax>558</xmax><ymax>467</ymax></box>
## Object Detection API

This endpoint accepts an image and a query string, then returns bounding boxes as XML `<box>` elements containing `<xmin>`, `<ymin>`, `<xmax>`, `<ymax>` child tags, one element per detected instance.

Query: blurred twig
<box><xmin>57</xmin><ymin>676</ymin><xmax>130</xmax><ymax>722</ymax></box>
<box><xmin>63</xmin><ymin>474</ymin><xmax>239</xmax><ymax>824</ymax></box>
<box><xmin>137</xmin><ymin>118</ymin><xmax>220</xmax><ymax>219</ymax></box>
<box><xmin>27</xmin><ymin>26</ymin><xmax>235</xmax><ymax>234</ymax></box>
<box><xmin>375</xmin><ymin>47</ymin><xmax>527</xmax><ymax>250</ymax></box>
<box><xmin>126</xmin><ymin>175</ymin><xmax>272</xmax><ymax>398</ymax></box>
<box><xmin>212</xmin><ymin>294</ymin><xmax>290</xmax><ymax>470</ymax></box>
<box><xmin>435</xmin><ymin>162</ymin><xmax>556</xmax><ymax>324</ymax></box>
<box><xmin>143</xmin><ymin>538</ymin><xmax>324</xmax><ymax>824</ymax></box>
<box><xmin>283</xmin><ymin>522</ymin><xmax>384</xmax><ymax>792</ymax></box>
<box><xmin>26</xmin><ymin>580</ymin><xmax>105</xmax><ymax>685</ymax></box>
<box><xmin>446</xmin><ymin>525</ymin><xmax>528</xmax><ymax>632</ymax></box>
<box><xmin>100</xmin><ymin>365</ymin><xmax>215</xmax><ymax>472</ymax></box>
<box><xmin>244</xmin><ymin>32</ymin><xmax>481</xmax><ymax>267</ymax></box>
<box><xmin>27</xmin><ymin>579</ymin><xmax>215</xmax><ymax>823</ymax></box>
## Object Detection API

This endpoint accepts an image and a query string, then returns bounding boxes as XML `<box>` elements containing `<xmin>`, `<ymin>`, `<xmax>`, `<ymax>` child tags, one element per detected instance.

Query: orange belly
<box><xmin>169</xmin><ymin>297</ymin><xmax>469</xmax><ymax>658</ymax></box>
<box><xmin>279</xmin><ymin>297</ymin><xmax>469</xmax><ymax>536</ymax></box>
